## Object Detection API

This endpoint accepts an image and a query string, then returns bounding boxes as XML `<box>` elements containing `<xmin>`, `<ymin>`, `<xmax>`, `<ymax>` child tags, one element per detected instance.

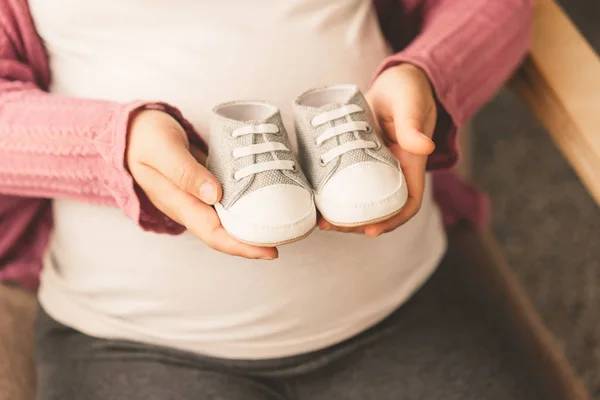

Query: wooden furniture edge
<box><xmin>508</xmin><ymin>0</ymin><xmax>600</xmax><ymax>206</ymax></box>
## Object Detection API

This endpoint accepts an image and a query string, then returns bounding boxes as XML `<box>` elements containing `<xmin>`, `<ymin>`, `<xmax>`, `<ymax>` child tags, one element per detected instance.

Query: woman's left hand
<box><xmin>318</xmin><ymin>63</ymin><xmax>438</xmax><ymax>236</ymax></box>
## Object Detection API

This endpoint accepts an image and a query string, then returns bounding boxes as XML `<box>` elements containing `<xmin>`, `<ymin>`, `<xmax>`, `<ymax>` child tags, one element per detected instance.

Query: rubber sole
<box><xmin>230</xmin><ymin>224</ymin><xmax>317</xmax><ymax>247</ymax></box>
<box><xmin>322</xmin><ymin>205</ymin><xmax>405</xmax><ymax>228</ymax></box>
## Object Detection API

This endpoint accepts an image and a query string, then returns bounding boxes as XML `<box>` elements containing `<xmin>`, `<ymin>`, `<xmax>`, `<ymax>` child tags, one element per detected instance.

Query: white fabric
<box><xmin>230</xmin><ymin>123</ymin><xmax>294</xmax><ymax>180</ymax></box>
<box><xmin>312</xmin><ymin>105</ymin><xmax>377</xmax><ymax>163</ymax></box>
<box><xmin>31</xmin><ymin>0</ymin><xmax>447</xmax><ymax>359</ymax></box>
<box><xmin>316</xmin><ymin>162</ymin><xmax>408</xmax><ymax>225</ymax></box>
<box><xmin>315</xmin><ymin>122</ymin><xmax>369</xmax><ymax>145</ymax></box>
<box><xmin>232</xmin><ymin>142</ymin><xmax>289</xmax><ymax>160</ymax></box>
<box><xmin>235</xmin><ymin>160</ymin><xmax>296</xmax><ymax>181</ymax></box>
<box><xmin>215</xmin><ymin>185</ymin><xmax>317</xmax><ymax>245</ymax></box>
<box><xmin>231</xmin><ymin>124</ymin><xmax>280</xmax><ymax>137</ymax></box>
<box><xmin>322</xmin><ymin>140</ymin><xmax>378</xmax><ymax>165</ymax></box>
<box><xmin>311</xmin><ymin>104</ymin><xmax>363</xmax><ymax>126</ymax></box>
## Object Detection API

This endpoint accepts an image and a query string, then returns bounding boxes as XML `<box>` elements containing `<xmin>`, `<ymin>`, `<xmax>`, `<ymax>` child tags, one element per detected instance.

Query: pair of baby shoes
<box><xmin>208</xmin><ymin>84</ymin><xmax>408</xmax><ymax>247</ymax></box>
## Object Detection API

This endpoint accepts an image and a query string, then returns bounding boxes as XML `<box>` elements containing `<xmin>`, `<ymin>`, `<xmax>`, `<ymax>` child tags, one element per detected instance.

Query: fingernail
<box><xmin>199</xmin><ymin>182</ymin><xmax>217</xmax><ymax>204</ymax></box>
<box><xmin>260</xmin><ymin>256</ymin><xmax>277</xmax><ymax>261</ymax></box>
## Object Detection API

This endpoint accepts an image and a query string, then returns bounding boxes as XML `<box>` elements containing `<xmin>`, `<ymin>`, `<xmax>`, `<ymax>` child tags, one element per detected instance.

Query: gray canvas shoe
<box><xmin>294</xmin><ymin>85</ymin><xmax>407</xmax><ymax>226</ymax></box>
<box><xmin>208</xmin><ymin>101</ymin><xmax>316</xmax><ymax>246</ymax></box>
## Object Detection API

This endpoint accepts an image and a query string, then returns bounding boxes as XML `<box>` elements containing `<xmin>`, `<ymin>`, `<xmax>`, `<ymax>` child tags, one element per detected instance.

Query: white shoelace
<box><xmin>311</xmin><ymin>104</ymin><xmax>377</xmax><ymax>164</ymax></box>
<box><xmin>231</xmin><ymin>124</ymin><xmax>295</xmax><ymax>181</ymax></box>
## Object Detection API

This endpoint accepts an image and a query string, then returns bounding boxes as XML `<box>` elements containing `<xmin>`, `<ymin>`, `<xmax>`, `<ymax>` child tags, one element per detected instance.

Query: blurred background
<box><xmin>473</xmin><ymin>0</ymin><xmax>600</xmax><ymax>396</ymax></box>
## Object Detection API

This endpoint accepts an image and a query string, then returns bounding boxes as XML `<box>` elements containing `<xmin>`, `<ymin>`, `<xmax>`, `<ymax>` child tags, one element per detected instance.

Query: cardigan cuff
<box><xmin>107</xmin><ymin>101</ymin><xmax>206</xmax><ymax>235</ymax></box>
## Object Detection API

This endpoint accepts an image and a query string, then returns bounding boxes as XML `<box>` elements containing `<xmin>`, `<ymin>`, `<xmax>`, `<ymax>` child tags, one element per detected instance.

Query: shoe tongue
<box><xmin>314</xmin><ymin>87</ymin><xmax>363</xmax><ymax>113</ymax></box>
<box><xmin>220</xmin><ymin>110</ymin><xmax>281</xmax><ymax>142</ymax></box>
<box><xmin>235</xmin><ymin>109</ymin><xmax>279</xmax><ymax>126</ymax></box>
<box><xmin>240</xmin><ymin>112</ymin><xmax>282</xmax><ymax>147</ymax></box>
<box><xmin>343</xmin><ymin>89</ymin><xmax>364</xmax><ymax>106</ymax></box>
<box><xmin>260</xmin><ymin>111</ymin><xmax>281</xmax><ymax>125</ymax></box>
<box><xmin>315</xmin><ymin>103</ymin><xmax>344</xmax><ymax>113</ymax></box>
<box><xmin>313</xmin><ymin>89</ymin><xmax>370</xmax><ymax>154</ymax></box>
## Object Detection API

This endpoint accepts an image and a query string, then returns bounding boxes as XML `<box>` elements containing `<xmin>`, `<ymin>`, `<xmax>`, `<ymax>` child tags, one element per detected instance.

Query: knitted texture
<box><xmin>294</xmin><ymin>89</ymin><xmax>398</xmax><ymax>193</ymax></box>
<box><xmin>0</xmin><ymin>0</ymin><xmax>531</xmax><ymax>288</ymax></box>
<box><xmin>374</xmin><ymin>0</ymin><xmax>532</xmax><ymax>169</ymax></box>
<box><xmin>208</xmin><ymin>107</ymin><xmax>310</xmax><ymax>209</ymax></box>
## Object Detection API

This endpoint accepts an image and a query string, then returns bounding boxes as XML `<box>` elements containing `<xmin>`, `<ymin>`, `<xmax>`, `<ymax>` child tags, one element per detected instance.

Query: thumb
<box><xmin>393</xmin><ymin>116</ymin><xmax>435</xmax><ymax>156</ymax></box>
<box><xmin>148</xmin><ymin>136</ymin><xmax>222</xmax><ymax>205</ymax></box>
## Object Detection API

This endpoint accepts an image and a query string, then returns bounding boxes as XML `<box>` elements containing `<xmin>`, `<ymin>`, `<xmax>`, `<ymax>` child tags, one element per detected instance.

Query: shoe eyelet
<box><xmin>319</xmin><ymin>158</ymin><xmax>327</xmax><ymax>167</ymax></box>
<box><xmin>291</xmin><ymin>163</ymin><xmax>298</xmax><ymax>173</ymax></box>
<box><xmin>365</xmin><ymin>125</ymin><xmax>373</xmax><ymax>134</ymax></box>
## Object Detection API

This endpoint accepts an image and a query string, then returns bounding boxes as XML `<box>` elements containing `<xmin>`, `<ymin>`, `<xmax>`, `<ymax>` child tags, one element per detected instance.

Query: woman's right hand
<box><xmin>126</xmin><ymin>109</ymin><xmax>278</xmax><ymax>260</ymax></box>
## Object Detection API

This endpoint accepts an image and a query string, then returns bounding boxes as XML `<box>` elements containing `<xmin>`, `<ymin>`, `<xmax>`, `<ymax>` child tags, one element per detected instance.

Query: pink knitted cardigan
<box><xmin>0</xmin><ymin>0</ymin><xmax>532</xmax><ymax>288</ymax></box>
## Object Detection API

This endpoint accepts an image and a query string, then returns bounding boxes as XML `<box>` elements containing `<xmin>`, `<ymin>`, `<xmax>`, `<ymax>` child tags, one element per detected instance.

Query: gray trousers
<box><xmin>35</xmin><ymin>252</ymin><xmax>561</xmax><ymax>400</ymax></box>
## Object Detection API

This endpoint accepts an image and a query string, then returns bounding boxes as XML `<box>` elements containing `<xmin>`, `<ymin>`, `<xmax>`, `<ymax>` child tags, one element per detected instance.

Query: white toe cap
<box><xmin>316</xmin><ymin>162</ymin><xmax>407</xmax><ymax>226</ymax></box>
<box><xmin>216</xmin><ymin>185</ymin><xmax>316</xmax><ymax>245</ymax></box>
<box><xmin>320</xmin><ymin>162</ymin><xmax>401</xmax><ymax>203</ymax></box>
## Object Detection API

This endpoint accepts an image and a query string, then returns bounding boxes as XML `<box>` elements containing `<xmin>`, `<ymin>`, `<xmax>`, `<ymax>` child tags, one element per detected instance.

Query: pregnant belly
<box><xmin>43</xmin><ymin>178</ymin><xmax>445</xmax><ymax>358</ymax></box>
<box><xmin>35</xmin><ymin>0</ymin><xmax>447</xmax><ymax>359</ymax></box>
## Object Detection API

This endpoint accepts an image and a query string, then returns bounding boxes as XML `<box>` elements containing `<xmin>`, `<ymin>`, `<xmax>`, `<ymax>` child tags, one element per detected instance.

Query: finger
<box><xmin>318</xmin><ymin>217</ymin><xmax>365</xmax><ymax>233</ymax></box>
<box><xmin>334</xmin><ymin>226</ymin><xmax>365</xmax><ymax>234</ymax></box>
<box><xmin>388</xmin><ymin>115</ymin><xmax>435</xmax><ymax>156</ymax></box>
<box><xmin>374</xmin><ymin>98</ymin><xmax>435</xmax><ymax>156</ymax></box>
<box><xmin>318</xmin><ymin>218</ymin><xmax>332</xmax><ymax>231</ymax></box>
<box><xmin>137</xmin><ymin>166</ymin><xmax>278</xmax><ymax>260</ymax></box>
<box><xmin>143</xmin><ymin>135</ymin><xmax>222</xmax><ymax>205</ymax></box>
<box><xmin>364</xmin><ymin>197</ymin><xmax>420</xmax><ymax>237</ymax></box>
<box><xmin>364</xmin><ymin>146</ymin><xmax>427</xmax><ymax>236</ymax></box>
<box><xmin>395</xmin><ymin>125</ymin><xmax>435</xmax><ymax>156</ymax></box>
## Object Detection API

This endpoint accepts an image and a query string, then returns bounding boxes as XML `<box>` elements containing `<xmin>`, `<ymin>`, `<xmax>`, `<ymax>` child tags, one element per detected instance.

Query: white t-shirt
<box><xmin>31</xmin><ymin>0</ymin><xmax>447</xmax><ymax>359</ymax></box>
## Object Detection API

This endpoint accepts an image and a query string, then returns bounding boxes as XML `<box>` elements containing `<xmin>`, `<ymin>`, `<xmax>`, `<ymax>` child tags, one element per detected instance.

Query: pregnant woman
<box><xmin>0</xmin><ymin>0</ymin><xmax>536</xmax><ymax>398</ymax></box>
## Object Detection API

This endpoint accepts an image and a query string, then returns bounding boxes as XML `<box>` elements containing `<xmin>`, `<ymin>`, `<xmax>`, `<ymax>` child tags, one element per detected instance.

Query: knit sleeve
<box><xmin>0</xmin><ymin>6</ymin><xmax>204</xmax><ymax>234</ymax></box>
<box><xmin>375</xmin><ymin>0</ymin><xmax>532</xmax><ymax>170</ymax></box>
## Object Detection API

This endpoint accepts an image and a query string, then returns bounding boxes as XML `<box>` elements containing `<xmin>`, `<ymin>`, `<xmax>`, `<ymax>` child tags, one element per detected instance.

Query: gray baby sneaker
<box><xmin>293</xmin><ymin>84</ymin><xmax>407</xmax><ymax>226</ymax></box>
<box><xmin>208</xmin><ymin>101</ymin><xmax>316</xmax><ymax>246</ymax></box>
